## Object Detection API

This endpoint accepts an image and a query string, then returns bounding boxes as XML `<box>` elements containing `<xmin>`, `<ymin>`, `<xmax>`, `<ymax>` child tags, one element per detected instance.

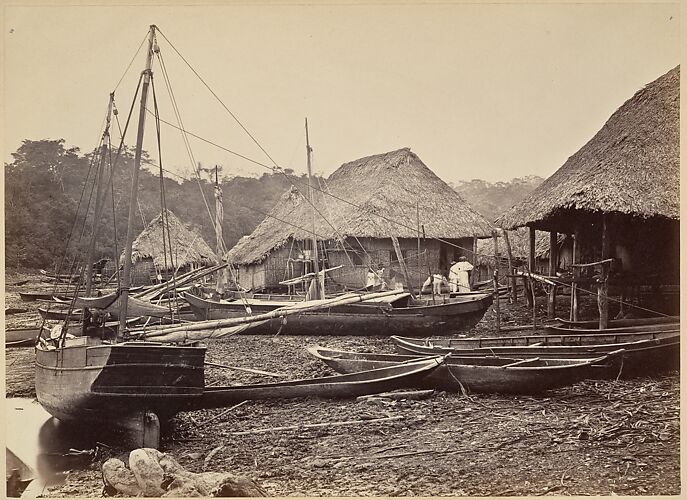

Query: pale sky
<box><xmin>3</xmin><ymin>2</ymin><xmax>680</xmax><ymax>184</ymax></box>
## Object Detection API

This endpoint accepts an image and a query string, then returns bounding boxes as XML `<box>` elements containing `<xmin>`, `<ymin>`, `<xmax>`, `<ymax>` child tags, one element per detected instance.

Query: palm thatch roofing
<box><xmin>475</xmin><ymin>228</ymin><xmax>553</xmax><ymax>267</ymax></box>
<box><xmin>123</xmin><ymin>210</ymin><xmax>219</xmax><ymax>270</ymax></box>
<box><xmin>226</xmin><ymin>148</ymin><xmax>494</xmax><ymax>265</ymax></box>
<box><xmin>498</xmin><ymin>65</ymin><xmax>679</xmax><ymax>231</ymax></box>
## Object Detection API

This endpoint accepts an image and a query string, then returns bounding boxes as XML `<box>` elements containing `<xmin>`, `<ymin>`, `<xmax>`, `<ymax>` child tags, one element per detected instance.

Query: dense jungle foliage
<box><xmin>5</xmin><ymin>139</ymin><xmax>543</xmax><ymax>270</ymax></box>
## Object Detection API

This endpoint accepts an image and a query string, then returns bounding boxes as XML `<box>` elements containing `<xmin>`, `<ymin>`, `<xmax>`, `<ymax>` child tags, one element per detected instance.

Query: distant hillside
<box><xmin>451</xmin><ymin>176</ymin><xmax>544</xmax><ymax>222</ymax></box>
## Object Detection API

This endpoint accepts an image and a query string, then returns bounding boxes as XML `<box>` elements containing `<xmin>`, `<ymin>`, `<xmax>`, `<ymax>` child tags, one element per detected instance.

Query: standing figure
<box><xmin>449</xmin><ymin>256</ymin><xmax>474</xmax><ymax>293</ymax></box>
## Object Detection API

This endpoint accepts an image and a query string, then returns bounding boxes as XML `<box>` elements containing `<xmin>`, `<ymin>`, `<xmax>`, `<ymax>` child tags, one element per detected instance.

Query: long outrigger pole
<box><xmin>118</xmin><ymin>25</ymin><xmax>156</xmax><ymax>336</ymax></box>
<box><xmin>305</xmin><ymin>118</ymin><xmax>325</xmax><ymax>299</ymax></box>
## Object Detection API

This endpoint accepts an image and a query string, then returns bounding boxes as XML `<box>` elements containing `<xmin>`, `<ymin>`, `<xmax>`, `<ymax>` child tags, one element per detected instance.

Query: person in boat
<box><xmin>365</xmin><ymin>266</ymin><xmax>386</xmax><ymax>291</ymax></box>
<box><xmin>449</xmin><ymin>256</ymin><xmax>474</xmax><ymax>293</ymax></box>
<box><xmin>422</xmin><ymin>273</ymin><xmax>448</xmax><ymax>295</ymax></box>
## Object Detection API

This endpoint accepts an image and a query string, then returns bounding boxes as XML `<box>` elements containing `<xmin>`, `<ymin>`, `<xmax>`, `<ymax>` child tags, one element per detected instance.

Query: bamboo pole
<box><xmin>392</xmin><ymin>236</ymin><xmax>415</xmax><ymax>297</ymax></box>
<box><xmin>136</xmin><ymin>290</ymin><xmax>406</xmax><ymax>339</ymax></box>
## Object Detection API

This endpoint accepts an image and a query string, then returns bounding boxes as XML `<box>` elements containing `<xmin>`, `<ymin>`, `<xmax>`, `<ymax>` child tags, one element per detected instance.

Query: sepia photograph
<box><xmin>3</xmin><ymin>1</ymin><xmax>680</xmax><ymax>497</ymax></box>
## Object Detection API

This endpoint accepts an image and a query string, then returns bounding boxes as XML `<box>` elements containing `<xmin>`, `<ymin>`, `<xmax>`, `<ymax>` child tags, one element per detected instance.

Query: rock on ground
<box><xmin>102</xmin><ymin>448</ymin><xmax>265</xmax><ymax>497</ymax></box>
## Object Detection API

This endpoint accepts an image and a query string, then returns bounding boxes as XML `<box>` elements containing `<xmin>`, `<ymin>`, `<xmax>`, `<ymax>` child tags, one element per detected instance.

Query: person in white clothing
<box><xmin>449</xmin><ymin>256</ymin><xmax>474</xmax><ymax>293</ymax></box>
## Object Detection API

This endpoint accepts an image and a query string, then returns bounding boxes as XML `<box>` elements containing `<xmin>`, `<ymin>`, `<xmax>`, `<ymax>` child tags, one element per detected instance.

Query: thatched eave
<box><xmin>497</xmin><ymin>66</ymin><xmax>679</xmax><ymax>231</ymax></box>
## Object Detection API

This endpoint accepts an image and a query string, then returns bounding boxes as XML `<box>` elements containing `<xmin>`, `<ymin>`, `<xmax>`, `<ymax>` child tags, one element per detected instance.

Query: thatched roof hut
<box><xmin>497</xmin><ymin>65</ymin><xmax>679</xmax><ymax>233</ymax></box>
<box><xmin>226</xmin><ymin>148</ymin><xmax>494</xmax><ymax>265</ymax></box>
<box><xmin>124</xmin><ymin>210</ymin><xmax>218</xmax><ymax>270</ymax></box>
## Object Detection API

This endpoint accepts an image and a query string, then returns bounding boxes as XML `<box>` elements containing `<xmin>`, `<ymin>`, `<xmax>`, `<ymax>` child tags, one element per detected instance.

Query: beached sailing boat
<box><xmin>34</xmin><ymin>26</ymin><xmax>441</xmax><ymax>447</ymax></box>
<box><xmin>34</xmin><ymin>27</ymin><xmax>208</xmax><ymax>446</ymax></box>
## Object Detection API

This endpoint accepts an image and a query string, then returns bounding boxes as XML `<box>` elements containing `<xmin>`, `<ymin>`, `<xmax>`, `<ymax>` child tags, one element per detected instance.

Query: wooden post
<box><xmin>416</xmin><ymin>202</ymin><xmax>422</xmax><ymax>294</ymax></box>
<box><xmin>493</xmin><ymin>268</ymin><xmax>501</xmax><ymax>333</ymax></box>
<box><xmin>570</xmin><ymin>228</ymin><xmax>579</xmax><ymax>321</ymax></box>
<box><xmin>472</xmin><ymin>236</ymin><xmax>478</xmax><ymax>289</ymax></box>
<box><xmin>598</xmin><ymin>215</ymin><xmax>611</xmax><ymax>329</ymax></box>
<box><xmin>492</xmin><ymin>231</ymin><xmax>501</xmax><ymax>333</ymax></box>
<box><xmin>528</xmin><ymin>226</ymin><xmax>536</xmax><ymax>272</ymax></box>
<box><xmin>527</xmin><ymin>265</ymin><xmax>537</xmax><ymax>328</ymax></box>
<box><xmin>502</xmin><ymin>229</ymin><xmax>516</xmax><ymax>303</ymax></box>
<box><xmin>547</xmin><ymin>231</ymin><xmax>558</xmax><ymax>318</ymax></box>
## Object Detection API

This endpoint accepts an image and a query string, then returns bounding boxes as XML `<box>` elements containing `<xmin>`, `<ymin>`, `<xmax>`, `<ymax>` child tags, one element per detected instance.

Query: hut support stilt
<box><xmin>472</xmin><ymin>236</ymin><xmax>478</xmax><ymax>289</ymax></box>
<box><xmin>570</xmin><ymin>228</ymin><xmax>579</xmax><ymax>321</ymax></box>
<box><xmin>547</xmin><ymin>231</ymin><xmax>558</xmax><ymax>318</ymax></box>
<box><xmin>492</xmin><ymin>231</ymin><xmax>501</xmax><ymax>332</ymax></box>
<box><xmin>502</xmin><ymin>229</ymin><xmax>516</xmax><ymax>303</ymax></box>
<box><xmin>598</xmin><ymin>215</ymin><xmax>611</xmax><ymax>329</ymax></box>
<box><xmin>525</xmin><ymin>226</ymin><xmax>536</xmax><ymax>309</ymax></box>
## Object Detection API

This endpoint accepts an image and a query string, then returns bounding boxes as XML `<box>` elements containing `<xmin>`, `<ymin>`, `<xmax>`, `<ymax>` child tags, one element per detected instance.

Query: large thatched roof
<box><xmin>498</xmin><ymin>65</ymin><xmax>679</xmax><ymax>231</ymax></box>
<box><xmin>124</xmin><ymin>210</ymin><xmax>218</xmax><ymax>270</ymax></box>
<box><xmin>226</xmin><ymin>148</ymin><xmax>494</xmax><ymax>265</ymax></box>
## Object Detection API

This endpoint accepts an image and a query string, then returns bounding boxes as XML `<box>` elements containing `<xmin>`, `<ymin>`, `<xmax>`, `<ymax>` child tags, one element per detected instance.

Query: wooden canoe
<box><xmin>391</xmin><ymin>334</ymin><xmax>679</xmax><ymax>375</ymax></box>
<box><xmin>6</xmin><ymin>327</ymin><xmax>43</xmax><ymax>347</ymax></box>
<box><xmin>393</xmin><ymin>329</ymin><xmax>679</xmax><ymax>350</ymax></box>
<box><xmin>38</xmin><ymin>307</ymin><xmax>82</xmax><ymax>321</ymax></box>
<box><xmin>307</xmin><ymin>346</ymin><xmax>616</xmax><ymax>394</ymax></box>
<box><xmin>183</xmin><ymin>356</ymin><xmax>444</xmax><ymax>410</ymax></box>
<box><xmin>19</xmin><ymin>291</ymin><xmax>73</xmax><ymax>302</ymax></box>
<box><xmin>183</xmin><ymin>291</ymin><xmax>494</xmax><ymax>336</ymax></box>
<box><xmin>545</xmin><ymin>323</ymin><xmax>679</xmax><ymax>335</ymax></box>
<box><xmin>554</xmin><ymin>315</ymin><xmax>679</xmax><ymax>329</ymax></box>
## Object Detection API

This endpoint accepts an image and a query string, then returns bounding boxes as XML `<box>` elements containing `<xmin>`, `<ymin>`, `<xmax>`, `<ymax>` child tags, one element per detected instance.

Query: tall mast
<box><xmin>118</xmin><ymin>26</ymin><xmax>156</xmax><ymax>335</ymax></box>
<box><xmin>305</xmin><ymin>118</ymin><xmax>324</xmax><ymax>299</ymax></box>
<box><xmin>84</xmin><ymin>93</ymin><xmax>114</xmax><ymax>297</ymax></box>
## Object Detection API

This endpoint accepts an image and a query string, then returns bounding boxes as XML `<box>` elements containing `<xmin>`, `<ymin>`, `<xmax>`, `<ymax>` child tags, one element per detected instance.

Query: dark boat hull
<box><xmin>182</xmin><ymin>357</ymin><xmax>443</xmax><ymax>410</ymax></box>
<box><xmin>35</xmin><ymin>338</ymin><xmax>206</xmax><ymax>424</ymax></box>
<box><xmin>307</xmin><ymin>347</ymin><xmax>609</xmax><ymax>394</ymax></box>
<box><xmin>184</xmin><ymin>293</ymin><xmax>494</xmax><ymax>336</ymax></box>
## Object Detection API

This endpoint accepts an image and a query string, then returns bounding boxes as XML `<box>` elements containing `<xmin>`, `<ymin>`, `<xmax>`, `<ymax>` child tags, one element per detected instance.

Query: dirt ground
<box><xmin>4</xmin><ymin>271</ymin><xmax>680</xmax><ymax>497</ymax></box>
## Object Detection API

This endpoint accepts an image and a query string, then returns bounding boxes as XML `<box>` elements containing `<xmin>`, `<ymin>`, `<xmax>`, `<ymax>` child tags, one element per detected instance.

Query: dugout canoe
<box><xmin>391</xmin><ymin>334</ymin><xmax>680</xmax><ymax>374</ymax></box>
<box><xmin>394</xmin><ymin>329</ymin><xmax>679</xmax><ymax>349</ymax></box>
<box><xmin>307</xmin><ymin>346</ymin><xmax>617</xmax><ymax>394</ymax></box>
<box><xmin>6</xmin><ymin>327</ymin><xmax>43</xmax><ymax>347</ymax></box>
<box><xmin>545</xmin><ymin>322</ymin><xmax>680</xmax><ymax>335</ymax></box>
<box><xmin>20</xmin><ymin>291</ymin><xmax>73</xmax><ymax>302</ymax></box>
<box><xmin>183</xmin><ymin>291</ymin><xmax>493</xmax><ymax>336</ymax></box>
<box><xmin>182</xmin><ymin>356</ymin><xmax>444</xmax><ymax>410</ymax></box>
<box><xmin>554</xmin><ymin>315</ymin><xmax>679</xmax><ymax>329</ymax></box>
